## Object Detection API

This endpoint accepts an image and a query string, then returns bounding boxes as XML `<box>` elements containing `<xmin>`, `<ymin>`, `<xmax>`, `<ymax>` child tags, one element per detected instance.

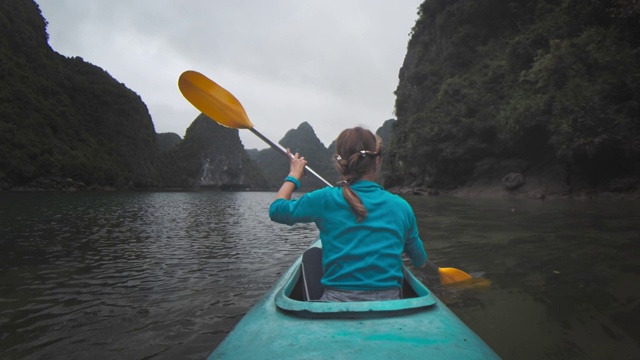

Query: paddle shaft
<box><xmin>249</xmin><ymin>127</ymin><xmax>332</xmax><ymax>188</ymax></box>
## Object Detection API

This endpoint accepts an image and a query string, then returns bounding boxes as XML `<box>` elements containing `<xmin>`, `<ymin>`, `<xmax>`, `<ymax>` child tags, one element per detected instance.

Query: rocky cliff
<box><xmin>0</xmin><ymin>0</ymin><xmax>266</xmax><ymax>191</ymax></box>
<box><xmin>249</xmin><ymin>122</ymin><xmax>337</xmax><ymax>190</ymax></box>
<box><xmin>389</xmin><ymin>0</ymin><xmax>640</xmax><ymax>198</ymax></box>
<box><xmin>159</xmin><ymin>114</ymin><xmax>267</xmax><ymax>189</ymax></box>
<box><xmin>0</xmin><ymin>0</ymin><xmax>158</xmax><ymax>189</ymax></box>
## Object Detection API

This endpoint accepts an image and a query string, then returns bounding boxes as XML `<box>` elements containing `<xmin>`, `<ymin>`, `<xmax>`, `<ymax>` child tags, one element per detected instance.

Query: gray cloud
<box><xmin>35</xmin><ymin>0</ymin><xmax>421</xmax><ymax>149</ymax></box>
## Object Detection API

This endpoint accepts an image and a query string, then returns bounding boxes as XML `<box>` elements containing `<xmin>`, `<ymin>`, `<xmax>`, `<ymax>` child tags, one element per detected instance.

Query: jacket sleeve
<box><xmin>403</xmin><ymin>205</ymin><xmax>427</xmax><ymax>268</ymax></box>
<box><xmin>269</xmin><ymin>190</ymin><xmax>324</xmax><ymax>225</ymax></box>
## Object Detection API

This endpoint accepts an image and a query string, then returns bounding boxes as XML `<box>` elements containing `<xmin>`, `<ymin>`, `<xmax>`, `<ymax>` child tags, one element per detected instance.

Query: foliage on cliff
<box><xmin>0</xmin><ymin>0</ymin><xmax>267</xmax><ymax>191</ymax></box>
<box><xmin>249</xmin><ymin>122</ymin><xmax>338</xmax><ymax>190</ymax></box>
<box><xmin>157</xmin><ymin>132</ymin><xmax>182</xmax><ymax>152</ymax></box>
<box><xmin>389</xmin><ymin>0</ymin><xmax>640</xmax><ymax>192</ymax></box>
<box><xmin>158</xmin><ymin>114</ymin><xmax>267</xmax><ymax>189</ymax></box>
<box><xmin>0</xmin><ymin>0</ymin><xmax>159</xmax><ymax>189</ymax></box>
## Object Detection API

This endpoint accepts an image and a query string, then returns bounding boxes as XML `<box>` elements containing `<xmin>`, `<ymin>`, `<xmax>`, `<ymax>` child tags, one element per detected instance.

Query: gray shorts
<box><xmin>319</xmin><ymin>288</ymin><xmax>400</xmax><ymax>302</ymax></box>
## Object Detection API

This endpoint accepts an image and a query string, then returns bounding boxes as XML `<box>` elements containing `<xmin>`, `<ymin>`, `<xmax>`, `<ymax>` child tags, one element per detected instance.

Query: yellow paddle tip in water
<box><xmin>439</xmin><ymin>267</ymin><xmax>492</xmax><ymax>290</ymax></box>
<box><xmin>438</xmin><ymin>267</ymin><xmax>472</xmax><ymax>284</ymax></box>
<box><xmin>178</xmin><ymin>70</ymin><xmax>254</xmax><ymax>129</ymax></box>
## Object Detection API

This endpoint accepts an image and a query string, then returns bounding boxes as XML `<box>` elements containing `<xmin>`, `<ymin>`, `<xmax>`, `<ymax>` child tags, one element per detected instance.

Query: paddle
<box><xmin>178</xmin><ymin>70</ymin><xmax>331</xmax><ymax>187</ymax></box>
<box><xmin>177</xmin><ymin>70</ymin><xmax>472</xmax><ymax>285</ymax></box>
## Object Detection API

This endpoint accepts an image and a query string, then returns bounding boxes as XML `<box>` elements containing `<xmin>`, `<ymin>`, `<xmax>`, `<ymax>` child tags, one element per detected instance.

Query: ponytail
<box><xmin>334</xmin><ymin>127</ymin><xmax>382</xmax><ymax>222</ymax></box>
<box><xmin>342</xmin><ymin>186</ymin><xmax>367</xmax><ymax>222</ymax></box>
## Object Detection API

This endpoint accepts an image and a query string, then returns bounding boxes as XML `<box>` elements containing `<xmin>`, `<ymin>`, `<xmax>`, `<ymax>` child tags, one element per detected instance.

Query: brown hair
<box><xmin>334</xmin><ymin>127</ymin><xmax>382</xmax><ymax>221</ymax></box>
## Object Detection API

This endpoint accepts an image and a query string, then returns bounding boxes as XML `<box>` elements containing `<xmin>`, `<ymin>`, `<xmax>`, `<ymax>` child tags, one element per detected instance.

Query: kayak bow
<box><xmin>209</xmin><ymin>239</ymin><xmax>500</xmax><ymax>359</ymax></box>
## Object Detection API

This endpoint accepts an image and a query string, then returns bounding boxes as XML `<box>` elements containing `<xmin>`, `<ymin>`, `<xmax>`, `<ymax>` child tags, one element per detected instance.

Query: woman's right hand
<box><xmin>287</xmin><ymin>148</ymin><xmax>307</xmax><ymax>180</ymax></box>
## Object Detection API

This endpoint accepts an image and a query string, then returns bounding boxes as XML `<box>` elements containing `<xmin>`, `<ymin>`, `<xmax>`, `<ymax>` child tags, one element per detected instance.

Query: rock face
<box><xmin>249</xmin><ymin>122</ymin><xmax>336</xmax><ymax>190</ymax></box>
<box><xmin>388</xmin><ymin>0</ymin><xmax>640</xmax><ymax>198</ymax></box>
<box><xmin>157</xmin><ymin>133</ymin><xmax>182</xmax><ymax>152</ymax></box>
<box><xmin>376</xmin><ymin>119</ymin><xmax>396</xmax><ymax>186</ymax></box>
<box><xmin>1</xmin><ymin>0</ymin><xmax>159</xmax><ymax>189</ymax></box>
<box><xmin>501</xmin><ymin>173</ymin><xmax>524</xmax><ymax>191</ymax></box>
<box><xmin>159</xmin><ymin>114</ymin><xmax>267</xmax><ymax>189</ymax></box>
<box><xmin>247</xmin><ymin>121</ymin><xmax>397</xmax><ymax>190</ymax></box>
<box><xmin>0</xmin><ymin>0</ymin><xmax>267</xmax><ymax>191</ymax></box>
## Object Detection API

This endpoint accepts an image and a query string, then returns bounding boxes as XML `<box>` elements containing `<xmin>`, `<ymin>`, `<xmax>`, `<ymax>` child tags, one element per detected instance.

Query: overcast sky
<box><xmin>35</xmin><ymin>0</ymin><xmax>423</xmax><ymax>150</ymax></box>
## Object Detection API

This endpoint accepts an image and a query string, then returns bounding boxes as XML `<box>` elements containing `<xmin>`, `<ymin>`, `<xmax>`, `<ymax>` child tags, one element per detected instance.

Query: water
<box><xmin>0</xmin><ymin>192</ymin><xmax>638</xmax><ymax>359</ymax></box>
<box><xmin>408</xmin><ymin>197</ymin><xmax>640</xmax><ymax>359</ymax></box>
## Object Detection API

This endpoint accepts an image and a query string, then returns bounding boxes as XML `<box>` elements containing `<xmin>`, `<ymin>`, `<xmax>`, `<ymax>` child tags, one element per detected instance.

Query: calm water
<box><xmin>0</xmin><ymin>191</ymin><xmax>638</xmax><ymax>359</ymax></box>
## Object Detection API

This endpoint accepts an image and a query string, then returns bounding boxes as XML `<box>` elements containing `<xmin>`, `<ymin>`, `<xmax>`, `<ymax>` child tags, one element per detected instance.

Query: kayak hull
<box><xmin>209</xmin><ymin>240</ymin><xmax>500</xmax><ymax>359</ymax></box>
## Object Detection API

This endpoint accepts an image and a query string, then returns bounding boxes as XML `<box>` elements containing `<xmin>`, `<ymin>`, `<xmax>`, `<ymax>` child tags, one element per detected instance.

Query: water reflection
<box><xmin>0</xmin><ymin>192</ymin><xmax>638</xmax><ymax>359</ymax></box>
<box><xmin>0</xmin><ymin>191</ymin><xmax>317</xmax><ymax>359</ymax></box>
<box><xmin>406</xmin><ymin>196</ymin><xmax>640</xmax><ymax>360</ymax></box>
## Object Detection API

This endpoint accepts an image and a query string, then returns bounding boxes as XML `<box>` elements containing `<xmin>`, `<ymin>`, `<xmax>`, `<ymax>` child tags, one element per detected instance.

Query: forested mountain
<box><xmin>158</xmin><ymin>114</ymin><xmax>267</xmax><ymax>189</ymax></box>
<box><xmin>5</xmin><ymin>0</ymin><xmax>638</xmax><ymax>196</ymax></box>
<box><xmin>249</xmin><ymin>122</ymin><xmax>338</xmax><ymax>190</ymax></box>
<box><xmin>389</xmin><ymin>0</ymin><xmax>640</xmax><ymax>196</ymax></box>
<box><xmin>0</xmin><ymin>0</ymin><xmax>266</xmax><ymax>190</ymax></box>
<box><xmin>157</xmin><ymin>133</ymin><xmax>182</xmax><ymax>152</ymax></box>
<box><xmin>375</xmin><ymin>119</ymin><xmax>396</xmax><ymax>186</ymax></box>
<box><xmin>0</xmin><ymin>0</ymin><xmax>159</xmax><ymax>189</ymax></box>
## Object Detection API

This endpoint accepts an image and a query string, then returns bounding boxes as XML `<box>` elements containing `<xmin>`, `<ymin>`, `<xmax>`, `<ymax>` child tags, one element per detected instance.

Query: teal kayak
<box><xmin>209</xmin><ymin>240</ymin><xmax>500</xmax><ymax>359</ymax></box>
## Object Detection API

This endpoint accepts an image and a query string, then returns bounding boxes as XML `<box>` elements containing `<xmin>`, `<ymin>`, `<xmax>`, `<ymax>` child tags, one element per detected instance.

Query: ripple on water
<box><xmin>3</xmin><ymin>193</ymin><xmax>639</xmax><ymax>359</ymax></box>
<box><xmin>0</xmin><ymin>191</ymin><xmax>319</xmax><ymax>359</ymax></box>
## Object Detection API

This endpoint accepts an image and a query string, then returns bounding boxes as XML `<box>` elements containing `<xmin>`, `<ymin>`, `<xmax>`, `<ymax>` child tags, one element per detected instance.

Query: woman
<box><xmin>269</xmin><ymin>127</ymin><xmax>427</xmax><ymax>301</ymax></box>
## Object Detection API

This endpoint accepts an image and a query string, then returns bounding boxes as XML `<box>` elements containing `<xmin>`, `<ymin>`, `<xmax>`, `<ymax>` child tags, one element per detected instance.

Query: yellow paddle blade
<box><xmin>178</xmin><ymin>70</ymin><xmax>254</xmax><ymax>129</ymax></box>
<box><xmin>439</xmin><ymin>267</ymin><xmax>473</xmax><ymax>285</ymax></box>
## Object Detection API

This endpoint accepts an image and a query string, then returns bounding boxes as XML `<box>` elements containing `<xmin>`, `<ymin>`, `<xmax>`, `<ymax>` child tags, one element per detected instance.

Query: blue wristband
<box><xmin>284</xmin><ymin>175</ymin><xmax>300</xmax><ymax>189</ymax></box>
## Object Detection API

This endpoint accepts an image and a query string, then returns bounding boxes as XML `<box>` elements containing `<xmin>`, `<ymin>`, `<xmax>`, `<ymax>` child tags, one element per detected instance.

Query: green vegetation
<box><xmin>157</xmin><ymin>114</ymin><xmax>267</xmax><ymax>188</ymax></box>
<box><xmin>5</xmin><ymin>0</ymin><xmax>638</xmax><ymax>194</ymax></box>
<box><xmin>0</xmin><ymin>1</ymin><xmax>265</xmax><ymax>190</ymax></box>
<box><xmin>249</xmin><ymin>122</ymin><xmax>337</xmax><ymax>190</ymax></box>
<box><xmin>157</xmin><ymin>132</ymin><xmax>182</xmax><ymax>152</ymax></box>
<box><xmin>0</xmin><ymin>1</ymin><xmax>158</xmax><ymax>189</ymax></box>
<box><xmin>389</xmin><ymin>0</ymin><xmax>640</xmax><ymax>191</ymax></box>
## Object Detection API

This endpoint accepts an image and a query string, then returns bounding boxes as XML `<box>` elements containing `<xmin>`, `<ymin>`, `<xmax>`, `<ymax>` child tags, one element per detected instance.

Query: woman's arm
<box><xmin>275</xmin><ymin>148</ymin><xmax>307</xmax><ymax>200</ymax></box>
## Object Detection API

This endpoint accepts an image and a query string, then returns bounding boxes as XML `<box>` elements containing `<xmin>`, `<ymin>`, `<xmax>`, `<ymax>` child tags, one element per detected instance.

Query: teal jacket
<box><xmin>269</xmin><ymin>180</ymin><xmax>427</xmax><ymax>291</ymax></box>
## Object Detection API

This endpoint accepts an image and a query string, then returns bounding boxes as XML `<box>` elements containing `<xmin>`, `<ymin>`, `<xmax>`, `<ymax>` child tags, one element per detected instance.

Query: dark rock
<box><xmin>252</xmin><ymin>122</ymin><xmax>337</xmax><ymax>190</ymax></box>
<box><xmin>157</xmin><ymin>133</ymin><xmax>182</xmax><ymax>152</ymax></box>
<box><xmin>158</xmin><ymin>114</ymin><xmax>267</xmax><ymax>189</ymax></box>
<box><xmin>608</xmin><ymin>178</ymin><xmax>639</xmax><ymax>192</ymax></box>
<box><xmin>502</xmin><ymin>173</ymin><xmax>525</xmax><ymax>191</ymax></box>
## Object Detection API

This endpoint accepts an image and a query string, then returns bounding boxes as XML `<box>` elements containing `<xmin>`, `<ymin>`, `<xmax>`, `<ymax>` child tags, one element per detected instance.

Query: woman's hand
<box><xmin>274</xmin><ymin>149</ymin><xmax>307</xmax><ymax>200</ymax></box>
<box><xmin>287</xmin><ymin>148</ymin><xmax>307</xmax><ymax>180</ymax></box>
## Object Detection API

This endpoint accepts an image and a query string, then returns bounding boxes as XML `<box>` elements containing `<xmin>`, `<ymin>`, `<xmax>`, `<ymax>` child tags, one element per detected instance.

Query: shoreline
<box><xmin>388</xmin><ymin>184</ymin><xmax>640</xmax><ymax>200</ymax></box>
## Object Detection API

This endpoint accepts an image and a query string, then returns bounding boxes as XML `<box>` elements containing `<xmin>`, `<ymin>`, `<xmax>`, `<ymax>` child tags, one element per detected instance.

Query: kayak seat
<box><xmin>301</xmin><ymin>247</ymin><xmax>324</xmax><ymax>301</ymax></box>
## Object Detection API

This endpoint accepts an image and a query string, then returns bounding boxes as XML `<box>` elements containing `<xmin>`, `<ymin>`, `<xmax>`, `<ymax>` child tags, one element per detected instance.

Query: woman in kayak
<box><xmin>269</xmin><ymin>126</ymin><xmax>427</xmax><ymax>302</ymax></box>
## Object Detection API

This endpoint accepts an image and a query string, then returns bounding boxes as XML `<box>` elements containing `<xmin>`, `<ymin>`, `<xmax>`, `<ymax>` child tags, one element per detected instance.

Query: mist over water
<box><xmin>1</xmin><ymin>191</ymin><xmax>638</xmax><ymax>359</ymax></box>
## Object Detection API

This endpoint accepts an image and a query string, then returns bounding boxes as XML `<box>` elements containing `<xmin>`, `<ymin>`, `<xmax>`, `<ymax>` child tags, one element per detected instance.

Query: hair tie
<box><xmin>359</xmin><ymin>150</ymin><xmax>379</xmax><ymax>158</ymax></box>
<box><xmin>337</xmin><ymin>178</ymin><xmax>355</xmax><ymax>186</ymax></box>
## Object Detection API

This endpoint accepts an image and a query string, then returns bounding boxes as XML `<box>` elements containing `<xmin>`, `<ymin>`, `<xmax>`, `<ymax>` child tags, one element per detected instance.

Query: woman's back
<box><xmin>269</xmin><ymin>126</ymin><xmax>427</xmax><ymax>301</ymax></box>
<box><xmin>270</xmin><ymin>180</ymin><xmax>426</xmax><ymax>291</ymax></box>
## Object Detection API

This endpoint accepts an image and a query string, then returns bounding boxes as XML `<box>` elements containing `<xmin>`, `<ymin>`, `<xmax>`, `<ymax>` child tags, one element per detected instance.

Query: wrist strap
<box><xmin>284</xmin><ymin>175</ymin><xmax>300</xmax><ymax>189</ymax></box>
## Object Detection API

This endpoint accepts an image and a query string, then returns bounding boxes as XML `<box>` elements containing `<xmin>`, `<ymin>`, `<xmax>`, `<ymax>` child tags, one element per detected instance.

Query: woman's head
<box><xmin>334</xmin><ymin>127</ymin><xmax>382</xmax><ymax>221</ymax></box>
<box><xmin>335</xmin><ymin>127</ymin><xmax>382</xmax><ymax>182</ymax></box>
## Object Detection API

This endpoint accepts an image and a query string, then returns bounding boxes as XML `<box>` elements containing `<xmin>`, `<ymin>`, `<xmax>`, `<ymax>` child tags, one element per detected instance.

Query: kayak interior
<box><xmin>275</xmin><ymin>241</ymin><xmax>437</xmax><ymax>317</ymax></box>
